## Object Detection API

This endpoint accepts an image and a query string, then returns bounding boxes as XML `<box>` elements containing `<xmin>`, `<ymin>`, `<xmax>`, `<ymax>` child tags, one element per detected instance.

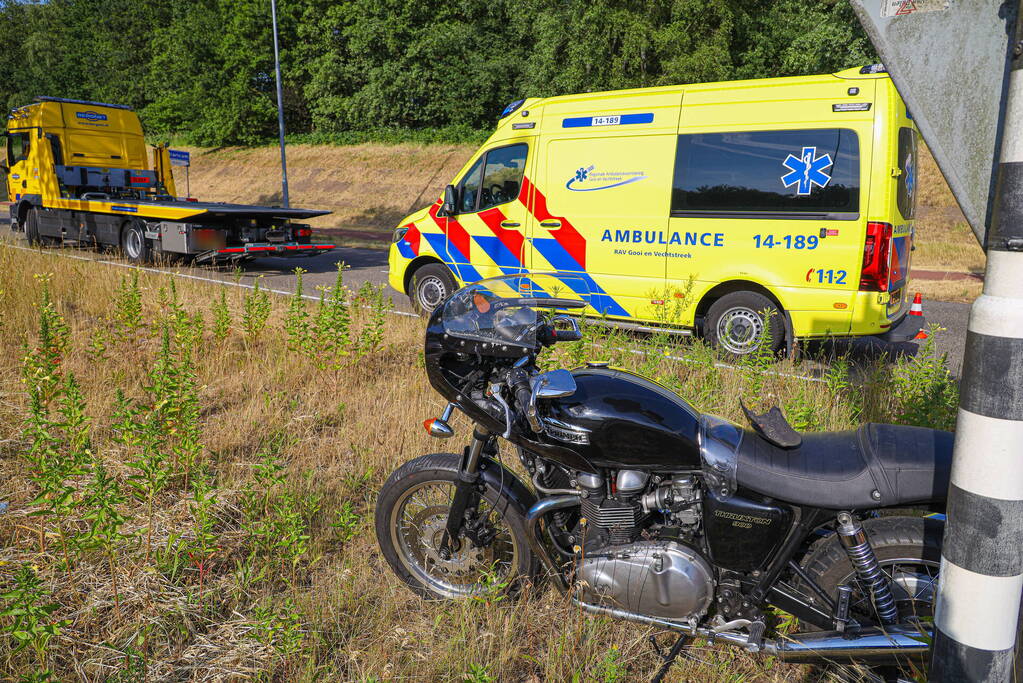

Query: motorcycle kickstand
<box><xmin>649</xmin><ymin>633</ymin><xmax>692</xmax><ymax>683</ymax></box>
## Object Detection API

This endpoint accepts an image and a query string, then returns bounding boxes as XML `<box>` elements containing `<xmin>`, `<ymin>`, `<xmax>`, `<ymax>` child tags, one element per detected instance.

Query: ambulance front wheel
<box><xmin>704</xmin><ymin>291</ymin><xmax>785</xmax><ymax>358</ymax></box>
<box><xmin>410</xmin><ymin>263</ymin><xmax>457</xmax><ymax>315</ymax></box>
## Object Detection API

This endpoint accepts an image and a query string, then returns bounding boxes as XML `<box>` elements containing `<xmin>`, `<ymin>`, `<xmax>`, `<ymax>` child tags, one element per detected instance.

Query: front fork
<box><xmin>440</xmin><ymin>429</ymin><xmax>492</xmax><ymax>557</ymax></box>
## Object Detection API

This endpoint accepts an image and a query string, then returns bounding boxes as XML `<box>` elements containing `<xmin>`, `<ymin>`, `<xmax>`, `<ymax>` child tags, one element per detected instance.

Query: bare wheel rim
<box><xmin>389</xmin><ymin>480</ymin><xmax>520</xmax><ymax>598</ymax></box>
<box><xmin>838</xmin><ymin>557</ymin><xmax>940</xmax><ymax>625</ymax></box>
<box><xmin>716</xmin><ymin>306</ymin><xmax>765</xmax><ymax>355</ymax></box>
<box><xmin>416</xmin><ymin>275</ymin><xmax>447</xmax><ymax>310</ymax></box>
<box><xmin>124</xmin><ymin>228</ymin><xmax>143</xmax><ymax>259</ymax></box>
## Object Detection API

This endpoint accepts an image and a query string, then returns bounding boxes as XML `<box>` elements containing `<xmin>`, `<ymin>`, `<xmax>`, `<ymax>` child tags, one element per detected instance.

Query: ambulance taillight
<box><xmin>859</xmin><ymin>221</ymin><xmax>894</xmax><ymax>291</ymax></box>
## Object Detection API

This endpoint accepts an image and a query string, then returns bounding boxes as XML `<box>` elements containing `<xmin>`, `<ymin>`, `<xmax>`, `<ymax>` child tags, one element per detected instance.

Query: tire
<box><xmin>374</xmin><ymin>453</ymin><xmax>535</xmax><ymax>600</ymax></box>
<box><xmin>24</xmin><ymin>208</ymin><xmax>41</xmax><ymax>246</ymax></box>
<box><xmin>120</xmin><ymin>221</ymin><xmax>151</xmax><ymax>264</ymax></box>
<box><xmin>704</xmin><ymin>290</ymin><xmax>785</xmax><ymax>358</ymax></box>
<box><xmin>795</xmin><ymin>516</ymin><xmax>943</xmax><ymax>679</ymax></box>
<box><xmin>410</xmin><ymin>263</ymin><xmax>457</xmax><ymax>315</ymax></box>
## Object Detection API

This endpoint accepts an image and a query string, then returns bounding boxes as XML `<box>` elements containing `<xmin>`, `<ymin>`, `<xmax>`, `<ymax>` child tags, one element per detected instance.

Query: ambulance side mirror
<box><xmin>442</xmin><ymin>184</ymin><xmax>458</xmax><ymax>216</ymax></box>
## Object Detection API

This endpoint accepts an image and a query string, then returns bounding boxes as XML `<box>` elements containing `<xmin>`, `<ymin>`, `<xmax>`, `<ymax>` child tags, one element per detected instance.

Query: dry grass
<box><xmin>914</xmin><ymin>146</ymin><xmax>986</xmax><ymax>275</ymax></box>
<box><xmin>170</xmin><ymin>144</ymin><xmax>475</xmax><ymax>233</ymax></box>
<box><xmin>0</xmin><ymin>245</ymin><xmax>955</xmax><ymax>681</ymax></box>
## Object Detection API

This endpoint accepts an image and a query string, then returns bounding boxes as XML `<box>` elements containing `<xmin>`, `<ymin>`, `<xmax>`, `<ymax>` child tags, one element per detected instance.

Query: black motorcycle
<box><xmin>375</xmin><ymin>273</ymin><xmax>952</xmax><ymax>681</ymax></box>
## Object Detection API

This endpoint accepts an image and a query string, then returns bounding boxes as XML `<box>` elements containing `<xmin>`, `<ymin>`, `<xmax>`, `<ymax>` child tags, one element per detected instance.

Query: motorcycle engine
<box><xmin>573</xmin><ymin>469</ymin><xmax>714</xmax><ymax>620</ymax></box>
<box><xmin>576</xmin><ymin>540</ymin><xmax>714</xmax><ymax>620</ymax></box>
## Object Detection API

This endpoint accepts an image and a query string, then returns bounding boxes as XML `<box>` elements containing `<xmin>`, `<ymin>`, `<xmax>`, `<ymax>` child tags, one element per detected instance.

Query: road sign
<box><xmin>168</xmin><ymin>149</ymin><xmax>190</xmax><ymax>167</ymax></box>
<box><xmin>852</xmin><ymin>0</ymin><xmax>1013</xmax><ymax>245</ymax></box>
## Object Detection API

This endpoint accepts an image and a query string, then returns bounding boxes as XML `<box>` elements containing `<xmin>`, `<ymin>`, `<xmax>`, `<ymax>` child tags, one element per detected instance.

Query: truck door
<box><xmin>443</xmin><ymin>139</ymin><xmax>533</xmax><ymax>282</ymax></box>
<box><xmin>6</xmin><ymin>130</ymin><xmax>34</xmax><ymax>202</ymax></box>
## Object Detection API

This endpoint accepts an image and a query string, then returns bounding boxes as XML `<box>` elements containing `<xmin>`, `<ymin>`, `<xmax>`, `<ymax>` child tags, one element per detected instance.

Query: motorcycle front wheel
<box><xmin>375</xmin><ymin>453</ymin><xmax>535</xmax><ymax>600</ymax></box>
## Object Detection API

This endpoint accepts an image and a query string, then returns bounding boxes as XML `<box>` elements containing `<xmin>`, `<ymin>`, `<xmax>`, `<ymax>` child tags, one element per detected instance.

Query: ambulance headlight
<box><xmin>392</xmin><ymin>227</ymin><xmax>408</xmax><ymax>243</ymax></box>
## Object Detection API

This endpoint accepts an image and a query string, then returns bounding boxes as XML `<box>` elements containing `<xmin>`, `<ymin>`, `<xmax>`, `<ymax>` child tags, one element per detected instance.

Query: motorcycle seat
<box><xmin>734</xmin><ymin>423</ymin><xmax>953</xmax><ymax>509</ymax></box>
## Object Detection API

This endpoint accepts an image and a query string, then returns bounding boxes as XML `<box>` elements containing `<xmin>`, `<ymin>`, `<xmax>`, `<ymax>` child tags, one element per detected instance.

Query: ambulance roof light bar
<box><xmin>500</xmin><ymin>99</ymin><xmax>526</xmax><ymax>118</ymax></box>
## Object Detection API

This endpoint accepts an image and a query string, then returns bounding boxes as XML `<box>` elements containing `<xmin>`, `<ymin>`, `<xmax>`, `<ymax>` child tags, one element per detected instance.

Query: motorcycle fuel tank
<box><xmin>540</xmin><ymin>367</ymin><xmax>702</xmax><ymax>470</ymax></box>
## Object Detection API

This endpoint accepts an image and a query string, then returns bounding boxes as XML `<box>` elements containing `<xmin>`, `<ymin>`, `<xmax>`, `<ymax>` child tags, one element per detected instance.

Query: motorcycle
<box><xmin>374</xmin><ymin>273</ymin><xmax>952</xmax><ymax>681</ymax></box>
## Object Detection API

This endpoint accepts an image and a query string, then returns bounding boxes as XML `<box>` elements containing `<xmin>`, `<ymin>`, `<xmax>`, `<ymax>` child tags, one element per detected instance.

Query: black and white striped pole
<box><xmin>930</xmin><ymin>14</ymin><xmax>1023</xmax><ymax>678</ymax></box>
<box><xmin>851</xmin><ymin>1</ymin><xmax>1023</xmax><ymax>679</ymax></box>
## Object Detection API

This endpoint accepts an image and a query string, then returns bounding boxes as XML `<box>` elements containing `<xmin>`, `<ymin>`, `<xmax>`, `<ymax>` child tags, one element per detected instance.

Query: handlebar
<box><xmin>507</xmin><ymin>367</ymin><xmax>542</xmax><ymax>433</ymax></box>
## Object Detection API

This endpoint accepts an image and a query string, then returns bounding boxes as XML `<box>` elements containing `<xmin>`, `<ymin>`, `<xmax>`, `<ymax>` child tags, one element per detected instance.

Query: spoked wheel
<box><xmin>796</xmin><ymin>516</ymin><xmax>942</xmax><ymax>681</ymax></box>
<box><xmin>375</xmin><ymin>453</ymin><xmax>534</xmax><ymax>599</ymax></box>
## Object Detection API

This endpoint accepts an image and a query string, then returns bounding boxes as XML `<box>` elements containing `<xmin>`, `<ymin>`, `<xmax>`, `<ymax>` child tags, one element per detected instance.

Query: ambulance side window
<box><xmin>459</xmin><ymin>157</ymin><xmax>484</xmax><ymax>213</ymax></box>
<box><xmin>672</xmin><ymin>129</ymin><xmax>860</xmax><ymax>217</ymax></box>
<box><xmin>896</xmin><ymin>127</ymin><xmax>917</xmax><ymax>220</ymax></box>
<box><xmin>478</xmin><ymin>144</ymin><xmax>527</xmax><ymax>211</ymax></box>
<box><xmin>457</xmin><ymin>143</ymin><xmax>528</xmax><ymax>214</ymax></box>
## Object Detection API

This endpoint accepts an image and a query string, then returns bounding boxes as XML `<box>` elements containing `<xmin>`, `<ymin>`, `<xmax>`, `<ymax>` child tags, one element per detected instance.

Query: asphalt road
<box><xmin>0</xmin><ymin>224</ymin><xmax>971</xmax><ymax>373</ymax></box>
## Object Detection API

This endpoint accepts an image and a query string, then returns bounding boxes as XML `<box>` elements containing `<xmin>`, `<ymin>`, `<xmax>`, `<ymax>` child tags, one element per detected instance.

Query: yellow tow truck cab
<box><xmin>4</xmin><ymin>97</ymin><xmax>333</xmax><ymax>263</ymax></box>
<box><xmin>388</xmin><ymin>66</ymin><xmax>923</xmax><ymax>354</ymax></box>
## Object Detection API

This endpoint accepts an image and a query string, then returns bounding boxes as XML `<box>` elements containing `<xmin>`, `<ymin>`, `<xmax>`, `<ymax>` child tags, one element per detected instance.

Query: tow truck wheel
<box><xmin>121</xmin><ymin>222</ymin><xmax>151</xmax><ymax>264</ymax></box>
<box><xmin>24</xmin><ymin>208</ymin><xmax>41</xmax><ymax>246</ymax></box>
<box><xmin>704</xmin><ymin>290</ymin><xmax>785</xmax><ymax>358</ymax></box>
<box><xmin>410</xmin><ymin>263</ymin><xmax>457</xmax><ymax>315</ymax></box>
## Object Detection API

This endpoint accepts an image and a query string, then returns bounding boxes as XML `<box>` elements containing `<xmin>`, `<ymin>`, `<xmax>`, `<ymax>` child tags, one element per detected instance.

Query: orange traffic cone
<box><xmin>909</xmin><ymin>292</ymin><xmax>923</xmax><ymax>316</ymax></box>
<box><xmin>909</xmin><ymin>293</ymin><xmax>928</xmax><ymax>339</ymax></box>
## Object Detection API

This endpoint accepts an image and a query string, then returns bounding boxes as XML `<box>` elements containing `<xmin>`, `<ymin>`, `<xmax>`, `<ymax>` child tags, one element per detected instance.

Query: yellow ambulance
<box><xmin>387</xmin><ymin>65</ymin><xmax>923</xmax><ymax>355</ymax></box>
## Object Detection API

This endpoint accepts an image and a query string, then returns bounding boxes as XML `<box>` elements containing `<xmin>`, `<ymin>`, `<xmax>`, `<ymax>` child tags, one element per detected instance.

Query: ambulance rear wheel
<box><xmin>121</xmin><ymin>222</ymin><xmax>151</xmax><ymax>264</ymax></box>
<box><xmin>705</xmin><ymin>291</ymin><xmax>785</xmax><ymax>358</ymax></box>
<box><xmin>411</xmin><ymin>263</ymin><xmax>457</xmax><ymax>315</ymax></box>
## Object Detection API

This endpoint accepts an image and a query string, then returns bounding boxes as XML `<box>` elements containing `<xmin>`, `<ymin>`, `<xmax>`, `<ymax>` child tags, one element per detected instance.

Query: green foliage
<box><xmin>211</xmin><ymin>288</ymin><xmax>232</xmax><ymax>342</ymax></box>
<box><xmin>0</xmin><ymin>565</ymin><xmax>67</xmax><ymax>671</ymax></box>
<box><xmin>113</xmin><ymin>270</ymin><xmax>143</xmax><ymax>337</ymax></box>
<box><xmin>80</xmin><ymin>464</ymin><xmax>129</xmax><ymax>610</ymax></box>
<box><xmin>330</xmin><ymin>501</ymin><xmax>361</xmax><ymax>545</ymax></box>
<box><xmin>21</xmin><ymin>275</ymin><xmax>70</xmax><ymax>409</ymax></box>
<box><xmin>0</xmin><ymin>0</ymin><xmax>876</xmax><ymax>146</ymax></box>
<box><xmin>248</xmin><ymin>598</ymin><xmax>305</xmax><ymax>660</ymax></box>
<box><xmin>889</xmin><ymin>325</ymin><xmax>958</xmax><ymax>431</ymax></box>
<box><xmin>284</xmin><ymin>268</ymin><xmax>311</xmax><ymax>352</ymax></box>
<box><xmin>242</xmin><ymin>277</ymin><xmax>272</xmax><ymax>340</ymax></box>
<box><xmin>312</xmin><ymin>263</ymin><xmax>352</xmax><ymax>368</ymax></box>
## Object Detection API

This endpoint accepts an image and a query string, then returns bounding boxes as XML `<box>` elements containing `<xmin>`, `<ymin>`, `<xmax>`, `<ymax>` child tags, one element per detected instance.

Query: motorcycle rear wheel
<box><xmin>375</xmin><ymin>453</ymin><xmax>535</xmax><ymax>600</ymax></box>
<box><xmin>796</xmin><ymin>516</ymin><xmax>942</xmax><ymax>681</ymax></box>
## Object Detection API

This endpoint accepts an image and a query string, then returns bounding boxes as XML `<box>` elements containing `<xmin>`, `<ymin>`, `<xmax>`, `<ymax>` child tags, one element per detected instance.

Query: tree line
<box><xmin>0</xmin><ymin>0</ymin><xmax>876</xmax><ymax>146</ymax></box>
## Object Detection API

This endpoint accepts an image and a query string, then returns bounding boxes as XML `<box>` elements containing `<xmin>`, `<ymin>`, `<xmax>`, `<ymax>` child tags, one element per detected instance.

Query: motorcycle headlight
<box><xmin>392</xmin><ymin>227</ymin><xmax>409</xmax><ymax>243</ymax></box>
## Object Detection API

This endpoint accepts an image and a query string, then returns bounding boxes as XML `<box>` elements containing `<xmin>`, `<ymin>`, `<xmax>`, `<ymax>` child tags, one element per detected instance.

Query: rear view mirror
<box><xmin>442</xmin><ymin>184</ymin><xmax>458</xmax><ymax>215</ymax></box>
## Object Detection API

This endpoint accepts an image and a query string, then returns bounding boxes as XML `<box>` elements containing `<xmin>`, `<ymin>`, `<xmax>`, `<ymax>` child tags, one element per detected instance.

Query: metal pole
<box><xmin>931</xmin><ymin>5</ymin><xmax>1023</xmax><ymax>679</ymax></box>
<box><xmin>270</xmin><ymin>0</ymin><xmax>289</xmax><ymax>208</ymax></box>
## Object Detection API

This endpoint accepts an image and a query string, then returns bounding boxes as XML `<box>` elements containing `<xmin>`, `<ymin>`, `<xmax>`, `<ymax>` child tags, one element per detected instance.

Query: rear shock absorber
<box><xmin>835</xmin><ymin>512</ymin><xmax>898</xmax><ymax>625</ymax></box>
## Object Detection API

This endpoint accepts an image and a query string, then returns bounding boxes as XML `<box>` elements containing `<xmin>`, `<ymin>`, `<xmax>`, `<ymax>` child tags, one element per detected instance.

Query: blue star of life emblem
<box><xmin>781</xmin><ymin>146</ymin><xmax>833</xmax><ymax>196</ymax></box>
<box><xmin>575</xmin><ymin>167</ymin><xmax>589</xmax><ymax>182</ymax></box>
<box><xmin>904</xmin><ymin>153</ymin><xmax>916</xmax><ymax>200</ymax></box>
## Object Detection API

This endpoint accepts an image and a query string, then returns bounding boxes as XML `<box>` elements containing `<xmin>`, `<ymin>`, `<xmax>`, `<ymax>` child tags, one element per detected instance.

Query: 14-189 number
<box><xmin>753</xmin><ymin>234</ymin><xmax>819</xmax><ymax>250</ymax></box>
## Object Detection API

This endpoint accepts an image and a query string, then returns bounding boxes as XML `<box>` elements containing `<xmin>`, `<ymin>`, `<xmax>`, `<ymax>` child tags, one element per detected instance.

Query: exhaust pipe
<box><xmin>525</xmin><ymin>495</ymin><xmax>581</xmax><ymax>593</ymax></box>
<box><xmin>573</xmin><ymin>598</ymin><xmax>930</xmax><ymax>664</ymax></box>
<box><xmin>766</xmin><ymin>624</ymin><xmax>931</xmax><ymax>663</ymax></box>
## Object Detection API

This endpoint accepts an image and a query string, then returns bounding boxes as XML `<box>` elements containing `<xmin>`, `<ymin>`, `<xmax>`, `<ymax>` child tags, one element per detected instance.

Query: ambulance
<box><xmin>387</xmin><ymin>66</ymin><xmax>924</xmax><ymax>355</ymax></box>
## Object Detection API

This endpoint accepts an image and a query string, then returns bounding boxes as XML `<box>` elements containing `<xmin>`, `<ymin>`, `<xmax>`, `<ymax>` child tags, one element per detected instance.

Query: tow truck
<box><xmin>3</xmin><ymin>97</ymin><xmax>334</xmax><ymax>264</ymax></box>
